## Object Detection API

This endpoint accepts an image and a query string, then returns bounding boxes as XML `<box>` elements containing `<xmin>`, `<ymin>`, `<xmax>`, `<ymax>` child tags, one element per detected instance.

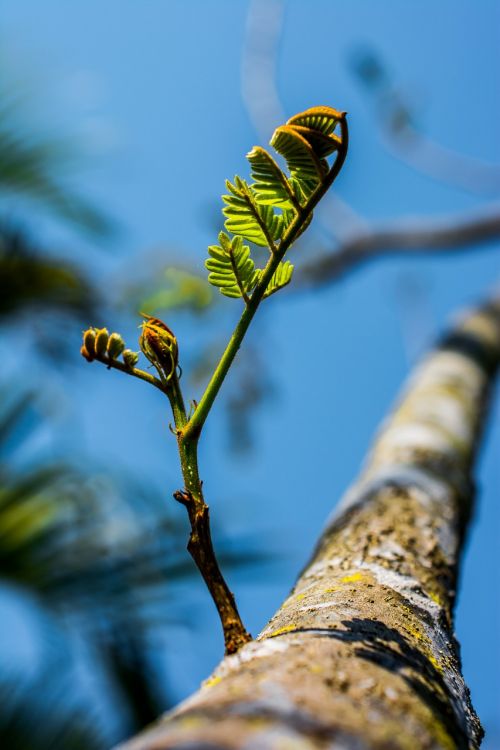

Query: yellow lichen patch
<box><xmin>324</xmin><ymin>586</ymin><xmax>340</xmax><ymax>593</ymax></box>
<box><xmin>268</xmin><ymin>623</ymin><xmax>297</xmax><ymax>637</ymax></box>
<box><xmin>340</xmin><ymin>572</ymin><xmax>364</xmax><ymax>584</ymax></box>
<box><xmin>428</xmin><ymin>590</ymin><xmax>444</xmax><ymax>607</ymax></box>
<box><xmin>428</xmin><ymin>653</ymin><xmax>444</xmax><ymax>674</ymax></box>
<box><xmin>295</xmin><ymin>593</ymin><xmax>306</xmax><ymax>600</ymax></box>
<box><xmin>179</xmin><ymin>715</ymin><xmax>204</xmax><ymax>729</ymax></box>
<box><xmin>400</xmin><ymin>607</ymin><xmax>445</xmax><ymax>677</ymax></box>
<box><xmin>203</xmin><ymin>675</ymin><xmax>222</xmax><ymax>688</ymax></box>
<box><xmin>402</xmin><ymin>615</ymin><xmax>424</xmax><ymax>643</ymax></box>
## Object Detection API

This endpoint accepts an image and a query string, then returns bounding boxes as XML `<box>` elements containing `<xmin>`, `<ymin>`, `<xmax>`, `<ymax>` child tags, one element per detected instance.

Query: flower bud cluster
<box><xmin>81</xmin><ymin>327</ymin><xmax>139</xmax><ymax>369</ymax></box>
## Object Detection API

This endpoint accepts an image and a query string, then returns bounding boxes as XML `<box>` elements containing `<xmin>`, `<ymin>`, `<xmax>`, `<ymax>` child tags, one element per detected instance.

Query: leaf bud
<box><xmin>107</xmin><ymin>332</ymin><xmax>125</xmax><ymax>359</ymax></box>
<box><xmin>122</xmin><ymin>349</ymin><xmax>139</xmax><ymax>368</ymax></box>
<box><xmin>94</xmin><ymin>328</ymin><xmax>109</xmax><ymax>357</ymax></box>
<box><xmin>80</xmin><ymin>345</ymin><xmax>93</xmax><ymax>362</ymax></box>
<box><xmin>139</xmin><ymin>314</ymin><xmax>178</xmax><ymax>381</ymax></box>
<box><xmin>83</xmin><ymin>328</ymin><xmax>96</xmax><ymax>358</ymax></box>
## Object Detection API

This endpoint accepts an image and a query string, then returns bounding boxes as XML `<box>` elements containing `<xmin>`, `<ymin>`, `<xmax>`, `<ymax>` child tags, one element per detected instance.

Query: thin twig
<box><xmin>89</xmin><ymin>354</ymin><xmax>169</xmax><ymax>395</ymax></box>
<box><xmin>351</xmin><ymin>46</ymin><xmax>500</xmax><ymax>196</ymax></box>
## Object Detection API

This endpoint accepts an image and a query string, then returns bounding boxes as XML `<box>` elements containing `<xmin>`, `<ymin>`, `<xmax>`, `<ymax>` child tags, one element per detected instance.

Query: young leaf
<box><xmin>270</xmin><ymin>125</ymin><xmax>328</xmax><ymax>202</ymax></box>
<box><xmin>205</xmin><ymin>232</ymin><xmax>259</xmax><ymax>302</ymax></box>
<box><xmin>288</xmin><ymin>125</ymin><xmax>341</xmax><ymax>158</ymax></box>
<box><xmin>262</xmin><ymin>260</ymin><xmax>294</xmax><ymax>298</ymax></box>
<box><xmin>223</xmin><ymin>178</ymin><xmax>283</xmax><ymax>248</ymax></box>
<box><xmin>246</xmin><ymin>147</ymin><xmax>299</xmax><ymax>210</ymax></box>
<box><xmin>287</xmin><ymin>105</ymin><xmax>343</xmax><ymax>135</ymax></box>
<box><xmin>207</xmin><ymin>105</ymin><xmax>347</xmax><ymax>303</ymax></box>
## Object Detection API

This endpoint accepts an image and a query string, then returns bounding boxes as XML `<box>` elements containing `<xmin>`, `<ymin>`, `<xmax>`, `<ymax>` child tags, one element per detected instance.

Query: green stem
<box><xmin>166</xmin><ymin>371</ymin><xmax>188</xmax><ymax>431</ymax></box>
<box><xmin>182</xmin><ymin>117</ymin><xmax>348</xmax><ymax>443</ymax></box>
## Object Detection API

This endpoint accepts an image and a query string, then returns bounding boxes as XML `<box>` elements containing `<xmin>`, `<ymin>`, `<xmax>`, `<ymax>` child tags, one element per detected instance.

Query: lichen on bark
<box><xmin>117</xmin><ymin>299</ymin><xmax>500</xmax><ymax>750</ymax></box>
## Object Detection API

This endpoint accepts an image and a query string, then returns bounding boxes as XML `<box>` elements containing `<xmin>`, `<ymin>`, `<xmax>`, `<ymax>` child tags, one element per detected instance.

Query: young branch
<box><xmin>299</xmin><ymin>205</ymin><xmax>500</xmax><ymax>287</ymax></box>
<box><xmin>182</xmin><ymin>117</ymin><xmax>348</xmax><ymax>444</ymax></box>
<box><xmin>83</xmin><ymin>106</ymin><xmax>348</xmax><ymax>657</ymax></box>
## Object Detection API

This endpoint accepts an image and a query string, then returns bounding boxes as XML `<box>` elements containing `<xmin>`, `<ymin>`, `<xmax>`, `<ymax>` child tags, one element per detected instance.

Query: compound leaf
<box><xmin>262</xmin><ymin>260</ymin><xmax>294</xmax><ymax>298</ymax></box>
<box><xmin>205</xmin><ymin>232</ymin><xmax>259</xmax><ymax>301</ymax></box>
<box><xmin>223</xmin><ymin>178</ymin><xmax>283</xmax><ymax>247</ymax></box>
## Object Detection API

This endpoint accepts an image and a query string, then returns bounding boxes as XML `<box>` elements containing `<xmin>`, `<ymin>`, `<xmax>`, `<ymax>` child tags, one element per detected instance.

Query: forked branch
<box><xmin>81</xmin><ymin>105</ymin><xmax>348</xmax><ymax>654</ymax></box>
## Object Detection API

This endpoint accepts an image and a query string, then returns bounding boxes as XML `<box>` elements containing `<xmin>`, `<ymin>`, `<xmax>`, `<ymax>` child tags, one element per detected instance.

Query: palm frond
<box><xmin>0</xmin><ymin>224</ymin><xmax>97</xmax><ymax>321</ymax></box>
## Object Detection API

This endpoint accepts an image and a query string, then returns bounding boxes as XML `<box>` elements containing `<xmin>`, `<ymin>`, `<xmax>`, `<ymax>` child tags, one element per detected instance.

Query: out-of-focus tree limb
<box><xmin>241</xmin><ymin>0</ymin><xmax>285</xmax><ymax>142</ymax></box>
<box><xmin>300</xmin><ymin>206</ymin><xmax>500</xmax><ymax>287</ymax></box>
<box><xmin>241</xmin><ymin>0</ymin><xmax>363</xmax><ymax>239</ymax></box>
<box><xmin>351</xmin><ymin>48</ymin><xmax>500</xmax><ymax>196</ymax></box>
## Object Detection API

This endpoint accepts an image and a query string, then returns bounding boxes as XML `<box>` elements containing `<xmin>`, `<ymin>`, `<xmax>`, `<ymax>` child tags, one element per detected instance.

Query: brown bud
<box><xmin>139</xmin><ymin>314</ymin><xmax>178</xmax><ymax>381</ymax></box>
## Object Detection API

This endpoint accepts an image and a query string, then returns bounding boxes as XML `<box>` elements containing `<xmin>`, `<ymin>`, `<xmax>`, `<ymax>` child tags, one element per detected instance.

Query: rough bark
<box><xmin>118</xmin><ymin>298</ymin><xmax>500</xmax><ymax>750</ymax></box>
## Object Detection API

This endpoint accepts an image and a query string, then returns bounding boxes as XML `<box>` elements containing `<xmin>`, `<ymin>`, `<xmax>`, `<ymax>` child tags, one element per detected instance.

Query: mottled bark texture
<box><xmin>118</xmin><ymin>299</ymin><xmax>500</xmax><ymax>750</ymax></box>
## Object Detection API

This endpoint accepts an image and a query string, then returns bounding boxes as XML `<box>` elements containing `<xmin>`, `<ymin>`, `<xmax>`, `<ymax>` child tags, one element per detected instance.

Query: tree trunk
<box><xmin>118</xmin><ymin>298</ymin><xmax>500</xmax><ymax>750</ymax></box>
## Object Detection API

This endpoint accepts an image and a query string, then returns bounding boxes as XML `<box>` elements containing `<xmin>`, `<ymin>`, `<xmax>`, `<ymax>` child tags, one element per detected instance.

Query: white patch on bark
<box><xmin>372</xmin><ymin>422</ymin><xmax>462</xmax><ymax>460</ymax></box>
<box><xmin>359</xmin><ymin>562</ymin><xmax>441</xmax><ymax>617</ymax></box>
<box><xmin>327</xmin><ymin>465</ymin><xmax>455</xmax><ymax>524</ymax></box>
<box><xmin>208</xmin><ymin>637</ymin><xmax>295</xmax><ymax>680</ymax></box>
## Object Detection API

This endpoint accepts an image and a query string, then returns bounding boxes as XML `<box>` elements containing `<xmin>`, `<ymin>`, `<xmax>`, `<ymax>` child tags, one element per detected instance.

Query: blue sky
<box><xmin>1</xmin><ymin>0</ymin><xmax>499</xmax><ymax>744</ymax></box>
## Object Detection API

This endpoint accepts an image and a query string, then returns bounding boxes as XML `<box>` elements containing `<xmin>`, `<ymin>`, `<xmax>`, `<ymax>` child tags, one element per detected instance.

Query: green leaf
<box><xmin>270</xmin><ymin>125</ymin><xmax>328</xmax><ymax>202</ymax></box>
<box><xmin>222</xmin><ymin>178</ymin><xmax>283</xmax><ymax>247</ymax></box>
<box><xmin>246</xmin><ymin>147</ymin><xmax>299</xmax><ymax>210</ymax></box>
<box><xmin>209</xmin><ymin>106</ymin><xmax>347</xmax><ymax>301</ymax></box>
<box><xmin>205</xmin><ymin>232</ymin><xmax>259</xmax><ymax>300</ymax></box>
<box><xmin>263</xmin><ymin>260</ymin><xmax>294</xmax><ymax>298</ymax></box>
<box><xmin>289</xmin><ymin>125</ymin><xmax>341</xmax><ymax>158</ymax></box>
